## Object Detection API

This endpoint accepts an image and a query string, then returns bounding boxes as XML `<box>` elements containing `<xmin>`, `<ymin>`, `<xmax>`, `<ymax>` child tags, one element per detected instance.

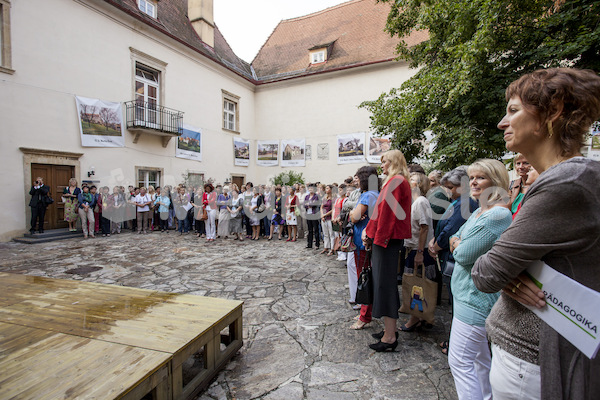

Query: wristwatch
<box><xmin>417</xmin><ymin>249</ymin><xmax>424</xmax><ymax>254</ymax></box>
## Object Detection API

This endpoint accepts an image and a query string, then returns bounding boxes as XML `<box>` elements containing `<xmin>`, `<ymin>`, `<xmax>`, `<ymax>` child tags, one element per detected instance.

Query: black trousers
<box><xmin>195</xmin><ymin>219</ymin><xmax>205</xmax><ymax>234</ymax></box>
<box><xmin>30</xmin><ymin>205</ymin><xmax>46</xmax><ymax>232</ymax></box>
<box><xmin>306</xmin><ymin>219</ymin><xmax>320</xmax><ymax>248</ymax></box>
<box><xmin>244</xmin><ymin>214</ymin><xmax>252</xmax><ymax>236</ymax></box>
<box><xmin>100</xmin><ymin>215</ymin><xmax>111</xmax><ymax>235</ymax></box>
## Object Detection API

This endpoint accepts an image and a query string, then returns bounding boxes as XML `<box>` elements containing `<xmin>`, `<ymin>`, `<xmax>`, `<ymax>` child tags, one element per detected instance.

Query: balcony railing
<box><xmin>125</xmin><ymin>101</ymin><xmax>183</xmax><ymax>135</ymax></box>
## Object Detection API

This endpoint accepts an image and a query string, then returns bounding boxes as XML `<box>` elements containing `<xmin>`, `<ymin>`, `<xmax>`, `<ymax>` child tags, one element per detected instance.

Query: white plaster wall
<box><xmin>0</xmin><ymin>0</ymin><xmax>256</xmax><ymax>240</ymax></box>
<box><xmin>253</xmin><ymin>62</ymin><xmax>418</xmax><ymax>184</ymax></box>
<box><xmin>0</xmin><ymin>0</ymin><xmax>419</xmax><ymax>241</ymax></box>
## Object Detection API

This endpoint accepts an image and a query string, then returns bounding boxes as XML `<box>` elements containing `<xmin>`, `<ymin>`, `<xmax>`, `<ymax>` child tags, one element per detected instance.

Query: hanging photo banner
<box><xmin>367</xmin><ymin>133</ymin><xmax>392</xmax><ymax>164</ymax></box>
<box><xmin>256</xmin><ymin>140</ymin><xmax>279</xmax><ymax>167</ymax></box>
<box><xmin>234</xmin><ymin>138</ymin><xmax>250</xmax><ymax>166</ymax></box>
<box><xmin>75</xmin><ymin>96</ymin><xmax>125</xmax><ymax>147</ymax></box>
<box><xmin>588</xmin><ymin>122</ymin><xmax>600</xmax><ymax>162</ymax></box>
<box><xmin>337</xmin><ymin>133</ymin><xmax>366</xmax><ymax>164</ymax></box>
<box><xmin>176</xmin><ymin>124</ymin><xmax>202</xmax><ymax>161</ymax></box>
<box><xmin>280</xmin><ymin>139</ymin><xmax>306</xmax><ymax>167</ymax></box>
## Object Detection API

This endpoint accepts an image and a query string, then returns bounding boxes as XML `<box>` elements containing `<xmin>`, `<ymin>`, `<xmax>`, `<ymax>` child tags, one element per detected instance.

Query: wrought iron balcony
<box><xmin>124</xmin><ymin>101</ymin><xmax>184</xmax><ymax>147</ymax></box>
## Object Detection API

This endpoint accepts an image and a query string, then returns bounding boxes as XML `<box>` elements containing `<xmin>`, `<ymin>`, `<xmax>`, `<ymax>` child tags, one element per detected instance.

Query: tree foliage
<box><xmin>271</xmin><ymin>171</ymin><xmax>305</xmax><ymax>186</ymax></box>
<box><xmin>361</xmin><ymin>0</ymin><xmax>600</xmax><ymax>170</ymax></box>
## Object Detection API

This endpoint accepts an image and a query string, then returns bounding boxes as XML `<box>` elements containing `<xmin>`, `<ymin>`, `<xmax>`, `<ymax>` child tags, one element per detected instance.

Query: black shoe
<box><xmin>38</xmin><ymin>230</ymin><xmax>44</xmax><ymax>234</ymax></box>
<box><xmin>306</xmin><ymin>245</ymin><xmax>312</xmax><ymax>248</ymax></box>
<box><xmin>369</xmin><ymin>339</ymin><xmax>398</xmax><ymax>352</ymax></box>
<box><xmin>29</xmin><ymin>230</ymin><xmax>35</xmax><ymax>234</ymax></box>
<box><xmin>399</xmin><ymin>321</ymin><xmax>422</xmax><ymax>332</ymax></box>
<box><xmin>372</xmin><ymin>331</ymin><xmax>399</xmax><ymax>340</ymax></box>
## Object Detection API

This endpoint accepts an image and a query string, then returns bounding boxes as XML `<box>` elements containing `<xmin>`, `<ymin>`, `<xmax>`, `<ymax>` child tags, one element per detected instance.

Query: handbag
<box><xmin>340</xmin><ymin>233</ymin><xmax>356</xmax><ymax>252</ymax></box>
<box><xmin>200</xmin><ymin>207</ymin><xmax>208</xmax><ymax>221</ymax></box>
<box><xmin>294</xmin><ymin>207</ymin><xmax>301</xmax><ymax>216</ymax></box>
<box><xmin>355</xmin><ymin>252</ymin><xmax>373</xmax><ymax>305</ymax></box>
<box><xmin>257</xmin><ymin>204</ymin><xmax>266</xmax><ymax>213</ymax></box>
<box><xmin>44</xmin><ymin>193</ymin><xmax>54</xmax><ymax>205</ymax></box>
<box><xmin>399</xmin><ymin>263</ymin><xmax>438</xmax><ymax>324</ymax></box>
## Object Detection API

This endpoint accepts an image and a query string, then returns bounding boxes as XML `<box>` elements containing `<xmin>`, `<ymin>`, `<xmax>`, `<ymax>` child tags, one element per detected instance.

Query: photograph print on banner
<box><xmin>588</xmin><ymin>121</ymin><xmax>600</xmax><ymax>161</ymax></box>
<box><xmin>234</xmin><ymin>138</ymin><xmax>250</xmax><ymax>166</ymax></box>
<box><xmin>257</xmin><ymin>140</ymin><xmax>279</xmax><ymax>167</ymax></box>
<box><xmin>176</xmin><ymin>124</ymin><xmax>202</xmax><ymax>161</ymax></box>
<box><xmin>280</xmin><ymin>139</ymin><xmax>306</xmax><ymax>167</ymax></box>
<box><xmin>367</xmin><ymin>133</ymin><xmax>392</xmax><ymax>163</ymax></box>
<box><xmin>75</xmin><ymin>96</ymin><xmax>125</xmax><ymax>147</ymax></box>
<box><xmin>337</xmin><ymin>133</ymin><xmax>366</xmax><ymax>164</ymax></box>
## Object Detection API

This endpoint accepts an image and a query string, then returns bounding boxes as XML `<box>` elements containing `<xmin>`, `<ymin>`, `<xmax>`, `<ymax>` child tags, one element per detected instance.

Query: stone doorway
<box><xmin>31</xmin><ymin>163</ymin><xmax>75</xmax><ymax>230</ymax></box>
<box><xmin>231</xmin><ymin>175</ymin><xmax>244</xmax><ymax>191</ymax></box>
<box><xmin>20</xmin><ymin>147</ymin><xmax>82</xmax><ymax>233</ymax></box>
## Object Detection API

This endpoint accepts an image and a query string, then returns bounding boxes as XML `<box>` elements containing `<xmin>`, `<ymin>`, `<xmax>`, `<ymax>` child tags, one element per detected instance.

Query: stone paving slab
<box><xmin>0</xmin><ymin>232</ymin><xmax>457</xmax><ymax>400</ymax></box>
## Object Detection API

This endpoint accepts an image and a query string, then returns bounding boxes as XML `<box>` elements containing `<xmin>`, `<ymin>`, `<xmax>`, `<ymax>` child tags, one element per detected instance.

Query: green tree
<box><xmin>361</xmin><ymin>0</ymin><xmax>600</xmax><ymax>170</ymax></box>
<box><xmin>271</xmin><ymin>171</ymin><xmax>305</xmax><ymax>186</ymax></box>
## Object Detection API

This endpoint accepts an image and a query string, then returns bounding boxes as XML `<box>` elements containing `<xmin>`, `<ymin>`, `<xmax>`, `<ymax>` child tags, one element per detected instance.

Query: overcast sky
<box><xmin>214</xmin><ymin>0</ymin><xmax>351</xmax><ymax>63</ymax></box>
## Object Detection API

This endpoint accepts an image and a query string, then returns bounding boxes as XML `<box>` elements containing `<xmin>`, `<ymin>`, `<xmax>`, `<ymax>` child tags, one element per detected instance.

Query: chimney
<box><xmin>188</xmin><ymin>0</ymin><xmax>214</xmax><ymax>48</ymax></box>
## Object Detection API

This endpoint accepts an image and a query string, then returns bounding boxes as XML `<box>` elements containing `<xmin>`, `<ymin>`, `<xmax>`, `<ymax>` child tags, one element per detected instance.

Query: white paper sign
<box><xmin>367</xmin><ymin>133</ymin><xmax>392</xmax><ymax>163</ymax></box>
<box><xmin>176</xmin><ymin>124</ymin><xmax>202</xmax><ymax>161</ymax></box>
<box><xmin>337</xmin><ymin>133</ymin><xmax>366</xmax><ymax>164</ymax></box>
<box><xmin>234</xmin><ymin>138</ymin><xmax>250</xmax><ymax>166</ymax></box>
<box><xmin>280</xmin><ymin>139</ymin><xmax>306</xmax><ymax>167</ymax></box>
<box><xmin>525</xmin><ymin>261</ymin><xmax>600</xmax><ymax>359</ymax></box>
<box><xmin>256</xmin><ymin>140</ymin><xmax>279</xmax><ymax>167</ymax></box>
<box><xmin>587</xmin><ymin>122</ymin><xmax>600</xmax><ymax>161</ymax></box>
<box><xmin>75</xmin><ymin>96</ymin><xmax>125</xmax><ymax>147</ymax></box>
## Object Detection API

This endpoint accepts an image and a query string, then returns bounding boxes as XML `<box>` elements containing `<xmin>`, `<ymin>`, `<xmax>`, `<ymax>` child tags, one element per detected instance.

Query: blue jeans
<box><xmin>262</xmin><ymin>216</ymin><xmax>271</xmax><ymax>236</ymax></box>
<box><xmin>177</xmin><ymin>217</ymin><xmax>190</xmax><ymax>233</ymax></box>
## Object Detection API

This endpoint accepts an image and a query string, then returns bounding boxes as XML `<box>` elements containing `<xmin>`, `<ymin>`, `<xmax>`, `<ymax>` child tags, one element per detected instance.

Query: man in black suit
<box><xmin>29</xmin><ymin>176</ymin><xmax>50</xmax><ymax>234</ymax></box>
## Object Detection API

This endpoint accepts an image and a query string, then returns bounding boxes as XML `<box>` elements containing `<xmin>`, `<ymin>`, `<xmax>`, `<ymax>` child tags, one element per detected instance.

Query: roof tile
<box><xmin>251</xmin><ymin>0</ymin><xmax>427</xmax><ymax>82</ymax></box>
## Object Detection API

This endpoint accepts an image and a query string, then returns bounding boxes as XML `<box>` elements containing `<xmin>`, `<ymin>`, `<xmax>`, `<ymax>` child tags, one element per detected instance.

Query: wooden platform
<box><xmin>0</xmin><ymin>272</ymin><xmax>243</xmax><ymax>399</ymax></box>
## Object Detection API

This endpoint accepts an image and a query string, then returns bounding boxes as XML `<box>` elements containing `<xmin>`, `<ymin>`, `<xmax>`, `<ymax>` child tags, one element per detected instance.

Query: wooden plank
<box><xmin>0</xmin><ymin>322</ymin><xmax>171</xmax><ymax>400</ymax></box>
<box><xmin>0</xmin><ymin>273</ymin><xmax>242</xmax><ymax>354</ymax></box>
<box><xmin>0</xmin><ymin>273</ymin><xmax>243</xmax><ymax>400</ymax></box>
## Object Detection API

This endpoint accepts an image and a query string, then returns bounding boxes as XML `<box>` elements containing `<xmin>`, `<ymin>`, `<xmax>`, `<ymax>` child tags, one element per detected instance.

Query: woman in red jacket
<box><xmin>362</xmin><ymin>149</ymin><xmax>412</xmax><ymax>352</ymax></box>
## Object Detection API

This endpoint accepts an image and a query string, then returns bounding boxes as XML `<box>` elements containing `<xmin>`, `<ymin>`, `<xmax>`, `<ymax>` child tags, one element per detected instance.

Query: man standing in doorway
<box><xmin>29</xmin><ymin>176</ymin><xmax>50</xmax><ymax>234</ymax></box>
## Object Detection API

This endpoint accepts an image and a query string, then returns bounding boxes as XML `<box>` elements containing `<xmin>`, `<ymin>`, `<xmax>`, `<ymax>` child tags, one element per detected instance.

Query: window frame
<box><xmin>130</xmin><ymin>48</ymin><xmax>167</xmax><ymax>105</ymax></box>
<box><xmin>0</xmin><ymin>0</ymin><xmax>14</xmax><ymax>74</ymax></box>
<box><xmin>310</xmin><ymin>50</ymin><xmax>326</xmax><ymax>65</ymax></box>
<box><xmin>137</xmin><ymin>0</ymin><xmax>157</xmax><ymax>18</ymax></box>
<box><xmin>186</xmin><ymin>172</ymin><xmax>205</xmax><ymax>189</ymax></box>
<box><xmin>135</xmin><ymin>166</ymin><xmax>163</xmax><ymax>189</ymax></box>
<box><xmin>222</xmin><ymin>90</ymin><xmax>240</xmax><ymax>133</ymax></box>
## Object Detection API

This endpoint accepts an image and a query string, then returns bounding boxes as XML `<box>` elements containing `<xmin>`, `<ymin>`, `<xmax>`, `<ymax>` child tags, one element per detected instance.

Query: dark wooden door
<box><xmin>231</xmin><ymin>176</ymin><xmax>244</xmax><ymax>191</ymax></box>
<box><xmin>31</xmin><ymin>164</ymin><xmax>74</xmax><ymax>230</ymax></box>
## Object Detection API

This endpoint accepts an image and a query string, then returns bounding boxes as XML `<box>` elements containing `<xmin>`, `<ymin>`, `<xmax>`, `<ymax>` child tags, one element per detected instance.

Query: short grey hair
<box><xmin>441</xmin><ymin>166</ymin><xmax>468</xmax><ymax>187</ymax></box>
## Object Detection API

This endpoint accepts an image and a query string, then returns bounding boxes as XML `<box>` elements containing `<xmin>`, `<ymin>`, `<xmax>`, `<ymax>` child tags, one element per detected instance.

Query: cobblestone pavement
<box><xmin>0</xmin><ymin>231</ymin><xmax>457</xmax><ymax>400</ymax></box>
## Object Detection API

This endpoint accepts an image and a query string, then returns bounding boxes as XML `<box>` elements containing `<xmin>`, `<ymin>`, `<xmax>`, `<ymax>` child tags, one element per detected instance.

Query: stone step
<box><xmin>24</xmin><ymin>228</ymin><xmax>80</xmax><ymax>238</ymax></box>
<box><xmin>15</xmin><ymin>229</ymin><xmax>83</xmax><ymax>244</ymax></box>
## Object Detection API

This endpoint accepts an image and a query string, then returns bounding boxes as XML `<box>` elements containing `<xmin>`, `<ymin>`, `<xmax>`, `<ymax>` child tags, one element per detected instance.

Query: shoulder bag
<box><xmin>399</xmin><ymin>263</ymin><xmax>438</xmax><ymax>324</ymax></box>
<box><xmin>355</xmin><ymin>251</ymin><xmax>373</xmax><ymax>305</ymax></box>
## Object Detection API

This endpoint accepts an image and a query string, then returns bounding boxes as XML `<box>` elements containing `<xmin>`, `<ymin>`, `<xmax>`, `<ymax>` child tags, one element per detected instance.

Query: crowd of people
<box><xmin>28</xmin><ymin>68</ymin><xmax>600</xmax><ymax>399</ymax></box>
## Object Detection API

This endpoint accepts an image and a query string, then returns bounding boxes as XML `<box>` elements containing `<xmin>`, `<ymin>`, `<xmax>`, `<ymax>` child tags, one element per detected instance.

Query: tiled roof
<box><xmin>252</xmin><ymin>0</ymin><xmax>427</xmax><ymax>82</ymax></box>
<box><xmin>103</xmin><ymin>0</ymin><xmax>253</xmax><ymax>79</ymax></box>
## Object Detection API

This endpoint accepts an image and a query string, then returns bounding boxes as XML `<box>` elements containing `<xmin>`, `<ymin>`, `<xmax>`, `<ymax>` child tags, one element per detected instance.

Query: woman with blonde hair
<box><xmin>362</xmin><ymin>149</ymin><xmax>412</xmax><ymax>351</ymax></box>
<box><xmin>148</xmin><ymin>185</ymin><xmax>156</xmax><ymax>231</ymax></box>
<box><xmin>62</xmin><ymin>178</ymin><xmax>80</xmax><ymax>232</ymax></box>
<box><xmin>447</xmin><ymin>159</ymin><xmax>512</xmax><ymax>400</ymax></box>
<box><xmin>473</xmin><ymin>68</ymin><xmax>600</xmax><ymax>400</ymax></box>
